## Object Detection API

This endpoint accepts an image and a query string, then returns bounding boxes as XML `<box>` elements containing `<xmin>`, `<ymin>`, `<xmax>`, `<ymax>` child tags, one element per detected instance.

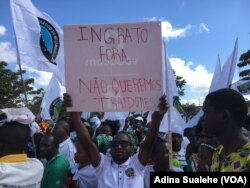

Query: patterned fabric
<box><xmin>126</xmin><ymin>131</ymin><xmax>139</xmax><ymax>154</ymax></box>
<box><xmin>173</xmin><ymin>147</ymin><xmax>187</xmax><ymax>168</ymax></box>
<box><xmin>96</xmin><ymin>134</ymin><xmax>113</xmax><ymax>150</ymax></box>
<box><xmin>210</xmin><ymin>141</ymin><xmax>250</xmax><ymax>172</ymax></box>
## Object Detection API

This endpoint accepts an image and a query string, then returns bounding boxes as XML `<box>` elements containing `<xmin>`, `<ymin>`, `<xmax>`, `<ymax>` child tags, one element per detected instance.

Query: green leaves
<box><xmin>0</xmin><ymin>61</ymin><xmax>43</xmax><ymax>113</ymax></box>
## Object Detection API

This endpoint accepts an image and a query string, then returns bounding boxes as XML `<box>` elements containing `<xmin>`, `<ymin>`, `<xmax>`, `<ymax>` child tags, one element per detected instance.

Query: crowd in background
<box><xmin>0</xmin><ymin>88</ymin><xmax>250</xmax><ymax>187</ymax></box>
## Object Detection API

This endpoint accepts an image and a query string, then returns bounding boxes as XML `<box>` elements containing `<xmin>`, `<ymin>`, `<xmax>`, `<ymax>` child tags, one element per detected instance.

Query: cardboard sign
<box><xmin>64</xmin><ymin>21</ymin><xmax>163</xmax><ymax>112</ymax></box>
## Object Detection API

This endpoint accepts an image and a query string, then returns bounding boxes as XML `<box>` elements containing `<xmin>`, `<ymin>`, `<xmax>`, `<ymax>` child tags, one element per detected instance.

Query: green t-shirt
<box><xmin>41</xmin><ymin>153</ymin><xmax>70</xmax><ymax>188</ymax></box>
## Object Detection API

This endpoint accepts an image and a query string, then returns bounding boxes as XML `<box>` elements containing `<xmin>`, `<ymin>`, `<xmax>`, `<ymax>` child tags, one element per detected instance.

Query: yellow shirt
<box><xmin>210</xmin><ymin>141</ymin><xmax>250</xmax><ymax>172</ymax></box>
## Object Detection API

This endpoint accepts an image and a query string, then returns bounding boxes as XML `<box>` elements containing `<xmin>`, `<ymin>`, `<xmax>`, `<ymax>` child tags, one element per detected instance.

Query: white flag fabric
<box><xmin>10</xmin><ymin>0</ymin><xmax>65</xmax><ymax>85</ymax></box>
<box><xmin>189</xmin><ymin>55</ymin><xmax>222</xmax><ymax>127</ymax></box>
<box><xmin>231</xmin><ymin>80</ymin><xmax>250</xmax><ymax>95</ymax></box>
<box><xmin>158</xmin><ymin>39</ymin><xmax>187</xmax><ymax>134</ymax></box>
<box><xmin>40</xmin><ymin>75</ymin><xmax>63</xmax><ymax>121</ymax></box>
<box><xmin>103</xmin><ymin>112</ymin><xmax>129</xmax><ymax>121</ymax></box>
<box><xmin>209</xmin><ymin>38</ymin><xmax>238</xmax><ymax>93</ymax></box>
<box><xmin>216</xmin><ymin>38</ymin><xmax>238</xmax><ymax>89</ymax></box>
<box><xmin>209</xmin><ymin>55</ymin><xmax>222</xmax><ymax>93</ymax></box>
<box><xmin>187</xmin><ymin>38</ymin><xmax>238</xmax><ymax>127</ymax></box>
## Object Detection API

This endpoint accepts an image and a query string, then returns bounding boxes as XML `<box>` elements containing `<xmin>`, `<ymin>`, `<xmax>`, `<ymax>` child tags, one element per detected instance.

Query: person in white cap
<box><xmin>122</xmin><ymin>115</ymin><xmax>147</xmax><ymax>154</ymax></box>
<box><xmin>125</xmin><ymin>116</ymin><xmax>145</xmax><ymax>132</ymax></box>
<box><xmin>0</xmin><ymin>107</ymin><xmax>44</xmax><ymax>187</ymax></box>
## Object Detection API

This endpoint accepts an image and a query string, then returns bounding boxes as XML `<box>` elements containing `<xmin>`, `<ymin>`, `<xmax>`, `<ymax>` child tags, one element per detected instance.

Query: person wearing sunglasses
<box><xmin>63</xmin><ymin>93</ymin><xmax>168</xmax><ymax>188</ymax></box>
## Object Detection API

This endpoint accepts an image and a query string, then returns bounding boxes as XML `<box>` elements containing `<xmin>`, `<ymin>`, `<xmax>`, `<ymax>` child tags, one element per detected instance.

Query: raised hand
<box><xmin>152</xmin><ymin>94</ymin><xmax>168</xmax><ymax>120</ymax></box>
<box><xmin>158</xmin><ymin>94</ymin><xmax>168</xmax><ymax>115</ymax></box>
<box><xmin>63</xmin><ymin>93</ymin><xmax>73</xmax><ymax>108</ymax></box>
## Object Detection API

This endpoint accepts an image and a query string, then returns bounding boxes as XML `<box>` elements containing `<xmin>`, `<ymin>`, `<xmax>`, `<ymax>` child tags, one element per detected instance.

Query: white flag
<box><xmin>10</xmin><ymin>0</ymin><xmax>65</xmax><ymax>85</ymax></box>
<box><xmin>189</xmin><ymin>55</ymin><xmax>222</xmax><ymax>127</ymax></box>
<box><xmin>217</xmin><ymin>38</ymin><xmax>238</xmax><ymax>89</ymax></box>
<box><xmin>40</xmin><ymin>75</ymin><xmax>63</xmax><ymax>121</ymax></box>
<box><xmin>209</xmin><ymin>55</ymin><xmax>222</xmax><ymax>93</ymax></box>
<box><xmin>188</xmin><ymin>38</ymin><xmax>238</xmax><ymax>127</ymax></box>
<box><xmin>159</xmin><ymin>39</ymin><xmax>187</xmax><ymax>134</ymax></box>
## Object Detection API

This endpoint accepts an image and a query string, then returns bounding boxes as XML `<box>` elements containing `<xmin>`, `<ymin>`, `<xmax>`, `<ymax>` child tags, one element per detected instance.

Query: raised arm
<box><xmin>63</xmin><ymin>93</ymin><xmax>101</xmax><ymax>167</ymax></box>
<box><xmin>138</xmin><ymin>94</ymin><xmax>168</xmax><ymax>165</ymax></box>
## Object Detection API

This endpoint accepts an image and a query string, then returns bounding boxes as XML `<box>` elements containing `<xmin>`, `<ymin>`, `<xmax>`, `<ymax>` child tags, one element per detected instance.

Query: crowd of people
<box><xmin>0</xmin><ymin>88</ymin><xmax>250</xmax><ymax>187</ymax></box>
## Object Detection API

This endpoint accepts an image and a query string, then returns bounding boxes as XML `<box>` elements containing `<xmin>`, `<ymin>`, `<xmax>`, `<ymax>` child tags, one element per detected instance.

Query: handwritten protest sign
<box><xmin>64</xmin><ymin>21</ymin><xmax>163</xmax><ymax>112</ymax></box>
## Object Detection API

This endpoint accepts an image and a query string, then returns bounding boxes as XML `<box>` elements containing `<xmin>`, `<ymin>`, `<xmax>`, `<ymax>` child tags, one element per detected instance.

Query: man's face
<box><xmin>132</xmin><ymin>119</ymin><xmax>143</xmax><ymax>130</ymax></box>
<box><xmin>53</xmin><ymin>124</ymin><xmax>65</xmax><ymax>139</ymax></box>
<box><xmin>39</xmin><ymin>135</ymin><xmax>57</xmax><ymax>160</ymax></box>
<box><xmin>172</xmin><ymin>133</ymin><xmax>183</xmax><ymax>152</ymax></box>
<box><xmin>110</xmin><ymin>134</ymin><xmax>132</xmax><ymax>164</ymax></box>
<box><xmin>102</xmin><ymin>125</ymin><xmax>112</xmax><ymax>136</ymax></box>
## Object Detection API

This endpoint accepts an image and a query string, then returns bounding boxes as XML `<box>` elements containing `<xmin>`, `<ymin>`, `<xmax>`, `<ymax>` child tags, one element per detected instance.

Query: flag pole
<box><xmin>13</xmin><ymin>28</ymin><xmax>29</xmax><ymax>106</ymax></box>
<box><xmin>18</xmin><ymin>57</ymin><xmax>38</xmax><ymax>158</ymax></box>
<box><xmin>15</xmin><ymin>35</ymin><xmax>37</xmax><ymax>158</ymax></box>
<box><xmin>18</xmin><ymin>63</ymin><xmax>29</xmax><ymax>106</ymax></box>
<box><xmin>163</xmin><ymin>38</ymin><xmax>173</xmax><ymax>170</ymax></box>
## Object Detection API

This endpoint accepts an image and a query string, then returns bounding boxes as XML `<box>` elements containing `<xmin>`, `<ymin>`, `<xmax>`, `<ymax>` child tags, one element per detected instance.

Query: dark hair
<box><xmin>114</xmin><ymin>131</ymin><xmax>132</xmax><ymax>143</ymax></box>
<box><xmin>0</xmin><ymin>121</ymin><xmax>31</xmax><ymax>153</ymax></box>
<box><xmin>101</xmin><ymin>119</ymin><xmax>121</xmax><ymax>136</ymax></box>
<box><xmin>205</xmin><ymin>88</ymin><xmax>248</xmax><ymax>126</ymax></box>
<box><xmin>43</xmin><ymin>133</ymin><xmax>60</xmax><ymax>148</ymax></box>
<box><xmin>183</xmin><ymin>127</ymin><xmax>193</xmax><ymax>137</ymax></box>
<box><xmin>194</xmin><ymin>116</ymin><xmax>204</xmax><ymax>134</ymax></box>
<box><xmin>55</xmin><ymin>118</ymin><xmax>70</xmax><ymax>134</ymax></box>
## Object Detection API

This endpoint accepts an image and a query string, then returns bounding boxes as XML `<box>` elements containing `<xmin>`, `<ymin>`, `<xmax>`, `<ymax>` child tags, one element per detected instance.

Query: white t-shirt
<box><xmin>59</xmin><ymin>137</ymin><xmax>76</xmax><ymax>169</ymax></box>
<box><xmin>0</xmin><ymin>156</ymin><xmax>44</xmax><ymax>187</ymax></box>
<box><xmin>95</xmin><ymin>153</ymin><xmax>145</xmax><ymax>188</ymax></box>
<box><xmin>73</xmin><ymin>164</ymin><xmax>98</xmax><ymax>188</ymax></box>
